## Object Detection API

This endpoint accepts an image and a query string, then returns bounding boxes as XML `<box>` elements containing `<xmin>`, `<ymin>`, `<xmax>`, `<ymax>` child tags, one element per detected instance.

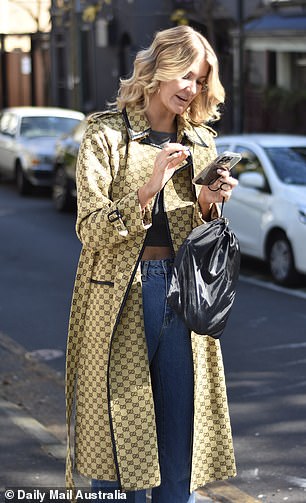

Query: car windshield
<box><xmin>265</xmin><ymin>147</ymin><xmax>306</xmax><ymax>185</ymax></box>
<box><xmin>20</xmin><ymin>116</ymin><xmax>80</xmax><ymax>138</ymax></box>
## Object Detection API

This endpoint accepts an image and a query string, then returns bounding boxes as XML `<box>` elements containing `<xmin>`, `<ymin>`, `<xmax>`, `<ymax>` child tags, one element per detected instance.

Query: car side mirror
<box><xmin>1</xmin><ymin>130</ymin><xmax>14</xmax><ymax>137</ymax></box>
<box><xmin>239</xmin><ymin>171</ymin><xmax>266</xmax><ymax>190</ymax></box>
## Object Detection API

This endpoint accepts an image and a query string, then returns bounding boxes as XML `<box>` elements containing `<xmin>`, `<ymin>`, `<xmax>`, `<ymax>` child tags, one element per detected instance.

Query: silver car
<box><xmin>0</xmin><ymin>107</ymin><xmax>85</xmax><ymax>194</ymax></box>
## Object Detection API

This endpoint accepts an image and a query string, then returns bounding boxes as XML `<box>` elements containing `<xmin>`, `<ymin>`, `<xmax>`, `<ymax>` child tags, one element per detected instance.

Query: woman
<box><xmin>66</xmin><ymin>25</ymin><xmax>238</xmax><ymax>503</ymax></box>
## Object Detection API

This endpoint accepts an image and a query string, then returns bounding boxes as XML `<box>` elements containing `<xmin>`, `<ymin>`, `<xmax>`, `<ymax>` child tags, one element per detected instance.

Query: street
<box><xmin>0</xmin><ymin>183</ymin><xmax>81</xmax><ymax>373</ymax></box>
<box><xmin>0</xmin><ymin>182</ymin><xmax>306</xmax><ymax>503</ymax></box>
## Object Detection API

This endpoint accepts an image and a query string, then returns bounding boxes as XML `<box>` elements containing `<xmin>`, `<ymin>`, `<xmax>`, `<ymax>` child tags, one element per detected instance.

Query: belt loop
<box><xmin>141</xmin><ymin>261</ymin><xmax>149</xmax><ymax>282</ymax></box>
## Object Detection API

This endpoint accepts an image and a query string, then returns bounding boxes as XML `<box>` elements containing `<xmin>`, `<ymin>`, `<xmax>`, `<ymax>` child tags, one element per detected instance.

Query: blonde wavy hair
<box><xmin>116</xmin><ymin>25</ymin><xmax>225</xmax><ymax>125</ymax></box>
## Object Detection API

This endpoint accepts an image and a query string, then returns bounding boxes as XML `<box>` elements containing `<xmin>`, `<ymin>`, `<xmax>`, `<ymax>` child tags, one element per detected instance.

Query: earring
<box><xmin>201</xmin><ymin>81</ymin><xmax>208</xmax><ymax>94</ymax></box>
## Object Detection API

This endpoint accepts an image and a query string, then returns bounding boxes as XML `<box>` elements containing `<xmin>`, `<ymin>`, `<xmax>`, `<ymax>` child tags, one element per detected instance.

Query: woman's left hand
<box><xmin>197</xmin><ymin>168</ymin><xmax>238</xmax><ymax>220</ymax></box>
<box><xmin>198</xmin><ymin>168</ymin><xmax>238</xmax><ymax>206</ymax></box>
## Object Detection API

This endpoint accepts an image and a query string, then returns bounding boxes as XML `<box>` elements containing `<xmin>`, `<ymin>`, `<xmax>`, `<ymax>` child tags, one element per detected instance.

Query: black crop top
<box><xmin>144</xmin><ymin>130</ymin><xmax>177</xmax><ymax>247</ymax></box>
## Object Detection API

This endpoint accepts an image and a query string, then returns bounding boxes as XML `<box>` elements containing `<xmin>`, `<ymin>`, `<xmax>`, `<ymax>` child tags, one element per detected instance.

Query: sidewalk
<box><xmin>0</xmin><ymin>331</ymin><xmax>262</xmax><ymax>503</ymax></box>
<box><xmin>0</xmin><ymin>331</ymin><xmax>220</xmax><ymax>502</ymax></box>
<box><xmin>0</xmin><ymin>332</ymin><xmax>67</xmax><ymax>496</ymax></box>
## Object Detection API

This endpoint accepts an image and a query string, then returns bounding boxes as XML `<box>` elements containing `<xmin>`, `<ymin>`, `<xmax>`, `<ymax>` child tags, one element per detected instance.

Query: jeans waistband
<box><xmin>141</xmin><ymin>258</ymin><xmax>174</xmax><ymax>278</ymax></box>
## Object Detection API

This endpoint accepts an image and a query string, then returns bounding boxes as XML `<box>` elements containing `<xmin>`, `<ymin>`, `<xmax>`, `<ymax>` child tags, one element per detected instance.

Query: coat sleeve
<box><xmin>75</xmin><ymin>120</ymin><xmax>152</xmax><ymax>251</ymax></box>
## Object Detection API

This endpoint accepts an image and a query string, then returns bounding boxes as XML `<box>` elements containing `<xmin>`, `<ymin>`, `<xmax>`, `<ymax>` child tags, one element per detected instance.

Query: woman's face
<box><xmin>158</xmin><ymin>55</ymin><xmax>209</xmax><ymax>116</ymax></box>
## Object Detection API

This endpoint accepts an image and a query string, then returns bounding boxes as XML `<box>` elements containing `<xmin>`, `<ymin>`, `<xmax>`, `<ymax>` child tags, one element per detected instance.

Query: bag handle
<box><xmin>220</xmin><ymin>197</ymin><xmax>225</xmax><ymax>218</ymax></box>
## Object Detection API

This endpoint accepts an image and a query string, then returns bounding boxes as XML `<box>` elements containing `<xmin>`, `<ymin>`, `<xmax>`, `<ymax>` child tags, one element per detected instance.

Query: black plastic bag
<box><xmin>167</xmin><ymin>217</ymin><xmax>240</xmax><ymax>338</ymax></box>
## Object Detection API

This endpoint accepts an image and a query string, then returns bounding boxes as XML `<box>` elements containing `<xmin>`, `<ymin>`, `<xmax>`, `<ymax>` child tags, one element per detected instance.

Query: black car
<box><xmin>52</xmin><ymin>119</ymin><xmax>87</xmax><ymax>211</ymax></box>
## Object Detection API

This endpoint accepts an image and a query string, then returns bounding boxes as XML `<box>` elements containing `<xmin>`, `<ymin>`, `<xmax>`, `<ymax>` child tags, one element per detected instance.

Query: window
<box><xmin>19</xmin><ymin>116</ymin><xmax>80</xmax><ymax>138</ymax></box>
<box><xmin>233</xmin><ymin>145</ymin><xmax>270</xmax><ymax>192</ymax></box>
<box><xmin>265</xmin><ymin>147</ymin><xmax>306</xmax><ymax>185</ymax></box>
<box><xmin>233</xmin><ymin>146</ymin><xmax>265</xmax><ymax>177</ymax></box>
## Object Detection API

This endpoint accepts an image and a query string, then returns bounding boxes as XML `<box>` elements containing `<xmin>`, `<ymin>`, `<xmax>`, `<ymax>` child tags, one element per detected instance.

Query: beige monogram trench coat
<box><xmin>65</xmin><ymin>106</ymin><xmax>236</xmax><ymax>493</ymax></box>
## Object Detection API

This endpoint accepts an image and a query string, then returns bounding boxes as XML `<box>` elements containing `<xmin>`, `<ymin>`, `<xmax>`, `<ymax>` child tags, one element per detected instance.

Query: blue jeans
<box><xmin>92</xmin><ymin>259</ymin><xmax>195</xmax><ymax>503</ymax></box>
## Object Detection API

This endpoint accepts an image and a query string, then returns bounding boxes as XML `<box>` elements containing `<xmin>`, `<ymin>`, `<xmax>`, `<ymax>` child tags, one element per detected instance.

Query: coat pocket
<box><xmin>90</xmin><ymin>279</ymin><xmax>114</xmax><ymax>286</ymax></box>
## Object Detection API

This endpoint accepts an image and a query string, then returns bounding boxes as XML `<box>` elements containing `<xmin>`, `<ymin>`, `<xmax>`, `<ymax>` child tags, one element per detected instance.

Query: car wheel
<box><xmin>268</xmin><ymin>232</ymin><xmax>298</xmax><ymax>286</ymax></box>
<box><xmin>16</xmin><ymin>163</ymin><xmax>32</xmax><ymax>195</ymax></box>
<box><xmin>52</xmin><ymin>166</ymin><xmax>74</xmax><ymax>212</ymax></box>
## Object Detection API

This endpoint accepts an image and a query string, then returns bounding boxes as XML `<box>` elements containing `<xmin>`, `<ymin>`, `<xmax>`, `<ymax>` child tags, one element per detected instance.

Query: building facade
<box><xmin>240</xmin><ymin>0</ymin><xmax>306</xmax><ymax>133</ymax></box>
<box><xmin>50</xmin><ymin>0</ymin><xmax>306</xmax><ymax>133</ymax></box>
<box><xmin>0</xmin><ymin>0</ymin><xmax>51</xmax><ymax>108</ymax></box>
<box><xmin>50</xmin><ymin>0</ymin><xmax>254</xmax><ymax>131</ymax></box>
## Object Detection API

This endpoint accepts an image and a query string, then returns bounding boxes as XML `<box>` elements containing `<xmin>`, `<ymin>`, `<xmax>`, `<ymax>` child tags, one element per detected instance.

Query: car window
<box><xmin>233</xmin><ymin>146</ymin><xmax>264</xmax><ymax>176</ymax></box>
<box><xmin>232</xmin><ymin>145</ymin><xmax>270</xmax><ymax>191</ymax></box>
<box><xmin>20</xmin><ymin>116</ymin><xmax>81</xmax><ymax>138</ymax></box>
<box><xmin>264</xmin><ymin>147</ymin><xmax>306</xmax><ymax>185</ymax></box>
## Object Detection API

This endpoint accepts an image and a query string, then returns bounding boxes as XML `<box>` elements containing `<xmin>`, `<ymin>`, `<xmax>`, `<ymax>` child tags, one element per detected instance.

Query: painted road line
<box><xmin>199</xmin><ymin>481</ymin><xmax>261</xmax><ymax>503</ymax></box>
<box><xmin>196</xmin><ymin>491</ymin><xmax>219</xmax><ymax>502</ymax></box>
<box><xmin>285</xmin><ymin>476</ymin><xmax>306</xmax><ymax>489</ymax></box>
<box><xmin>239</xmin><ymin>274</ymin><xmax>306</xmax><ymax>300</ymax></box>
<box><xmin>0</xmin><ymin>398</ymin><xmax>66</xmax><ymax>459</ymax></box>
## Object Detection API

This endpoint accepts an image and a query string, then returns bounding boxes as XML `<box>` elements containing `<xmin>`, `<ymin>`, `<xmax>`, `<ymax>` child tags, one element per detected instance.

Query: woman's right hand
<box><xmin>138</xmin><ymin>143</ymin><xmax>190</xmax><ymax>210</ymax></box>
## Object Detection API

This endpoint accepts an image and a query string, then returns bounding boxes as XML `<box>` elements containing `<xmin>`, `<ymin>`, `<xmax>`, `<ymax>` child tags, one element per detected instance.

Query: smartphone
<box><xmin>192</xmin><ymin>151</ymin><xmax>242</xmax><ymax>185</ymax></box>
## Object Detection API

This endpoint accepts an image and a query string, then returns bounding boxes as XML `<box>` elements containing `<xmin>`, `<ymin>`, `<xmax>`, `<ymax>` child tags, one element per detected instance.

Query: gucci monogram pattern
<box><xmin>75</xmin><ymin>281</ymin><xmax>116</xmax><ymax>479</ymax></box>
<box><xmin>190</xmin><ymin>334</ymin><xmax>236</xmax><ymax>491</ymax></box>
<box><xmin>65</xmin><ymin>106</ymin><xmax>236</xmax><ymax>493</ymax></box>
<box><xmin>110</xmin><ymin>282</ymin><xmax>160</xmax><ymax>490</ymax></box>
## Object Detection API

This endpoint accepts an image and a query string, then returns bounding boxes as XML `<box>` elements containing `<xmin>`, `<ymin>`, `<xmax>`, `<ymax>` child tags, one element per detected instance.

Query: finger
<box><xmin>163</xmin><ymin>142</ymin><xmax>188</xmax><ymax>152</ymax></box>
<box><xmin>230</xmin><ymin>177</ymin><xmax>239</xmax><ymax>187</ymax></box>
<box><xmin>219</xmin><ymin>182</ymin><xmax>231</xmax><ymax>191</ymax></box>
<box><xmin>163</xmin><ymin>143</ymin><xmax>190</xmax><ymax>157</ymax></box>
<box><xmin>168</xmin><ymin>150</ymin><xmax>188</xmax><ymax>162</ymax></box>
<box><xmin>156</xmin><ymin>146</ymin><xmax>188</xmax><ymax>165</ymax></box>
<box><xmin>162</xmin><ymin>151</ymin><xmax>188</xmax><ymax>171</ymax></box>
<box><xmin>156</xmin><ymin>152</ymin><xmax>185</xmax><ymax>171</ymax></box>
<box><xmin>218</xmin><ymin>173</ymin><xmax>238</xmax><ymax>188</ymax></box>
<box><xmin>220</xmin><ymin>187</ymin><xmax>232</xmax><ymax>201</ymax></box>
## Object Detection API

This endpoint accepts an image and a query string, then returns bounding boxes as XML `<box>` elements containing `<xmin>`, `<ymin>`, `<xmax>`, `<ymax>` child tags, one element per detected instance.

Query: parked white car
<box><xmin>215</xmin><ymin>134</ymin><xmax>306</xmax><ymax>285</ymax></box>
<box><xmin>0</xmin><ymin>107</ymin><xmax>85</xmax><ymax>194</ymax></box>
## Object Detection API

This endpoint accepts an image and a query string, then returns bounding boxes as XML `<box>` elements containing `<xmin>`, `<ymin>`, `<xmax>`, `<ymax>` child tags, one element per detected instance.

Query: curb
<box><xmin>199</xmin><ymin>483</ymin><xmax>261</xmax><ymax>503</ymax></box>
<box><xmin>0</xmin><ymin>332</ymin><xmax>260</xmax><ymax>503</ymax></box>
<box><xmin>0</xmin><ymin>398</ymin><xmax>66</xmax><ymax>461</ymax></box>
